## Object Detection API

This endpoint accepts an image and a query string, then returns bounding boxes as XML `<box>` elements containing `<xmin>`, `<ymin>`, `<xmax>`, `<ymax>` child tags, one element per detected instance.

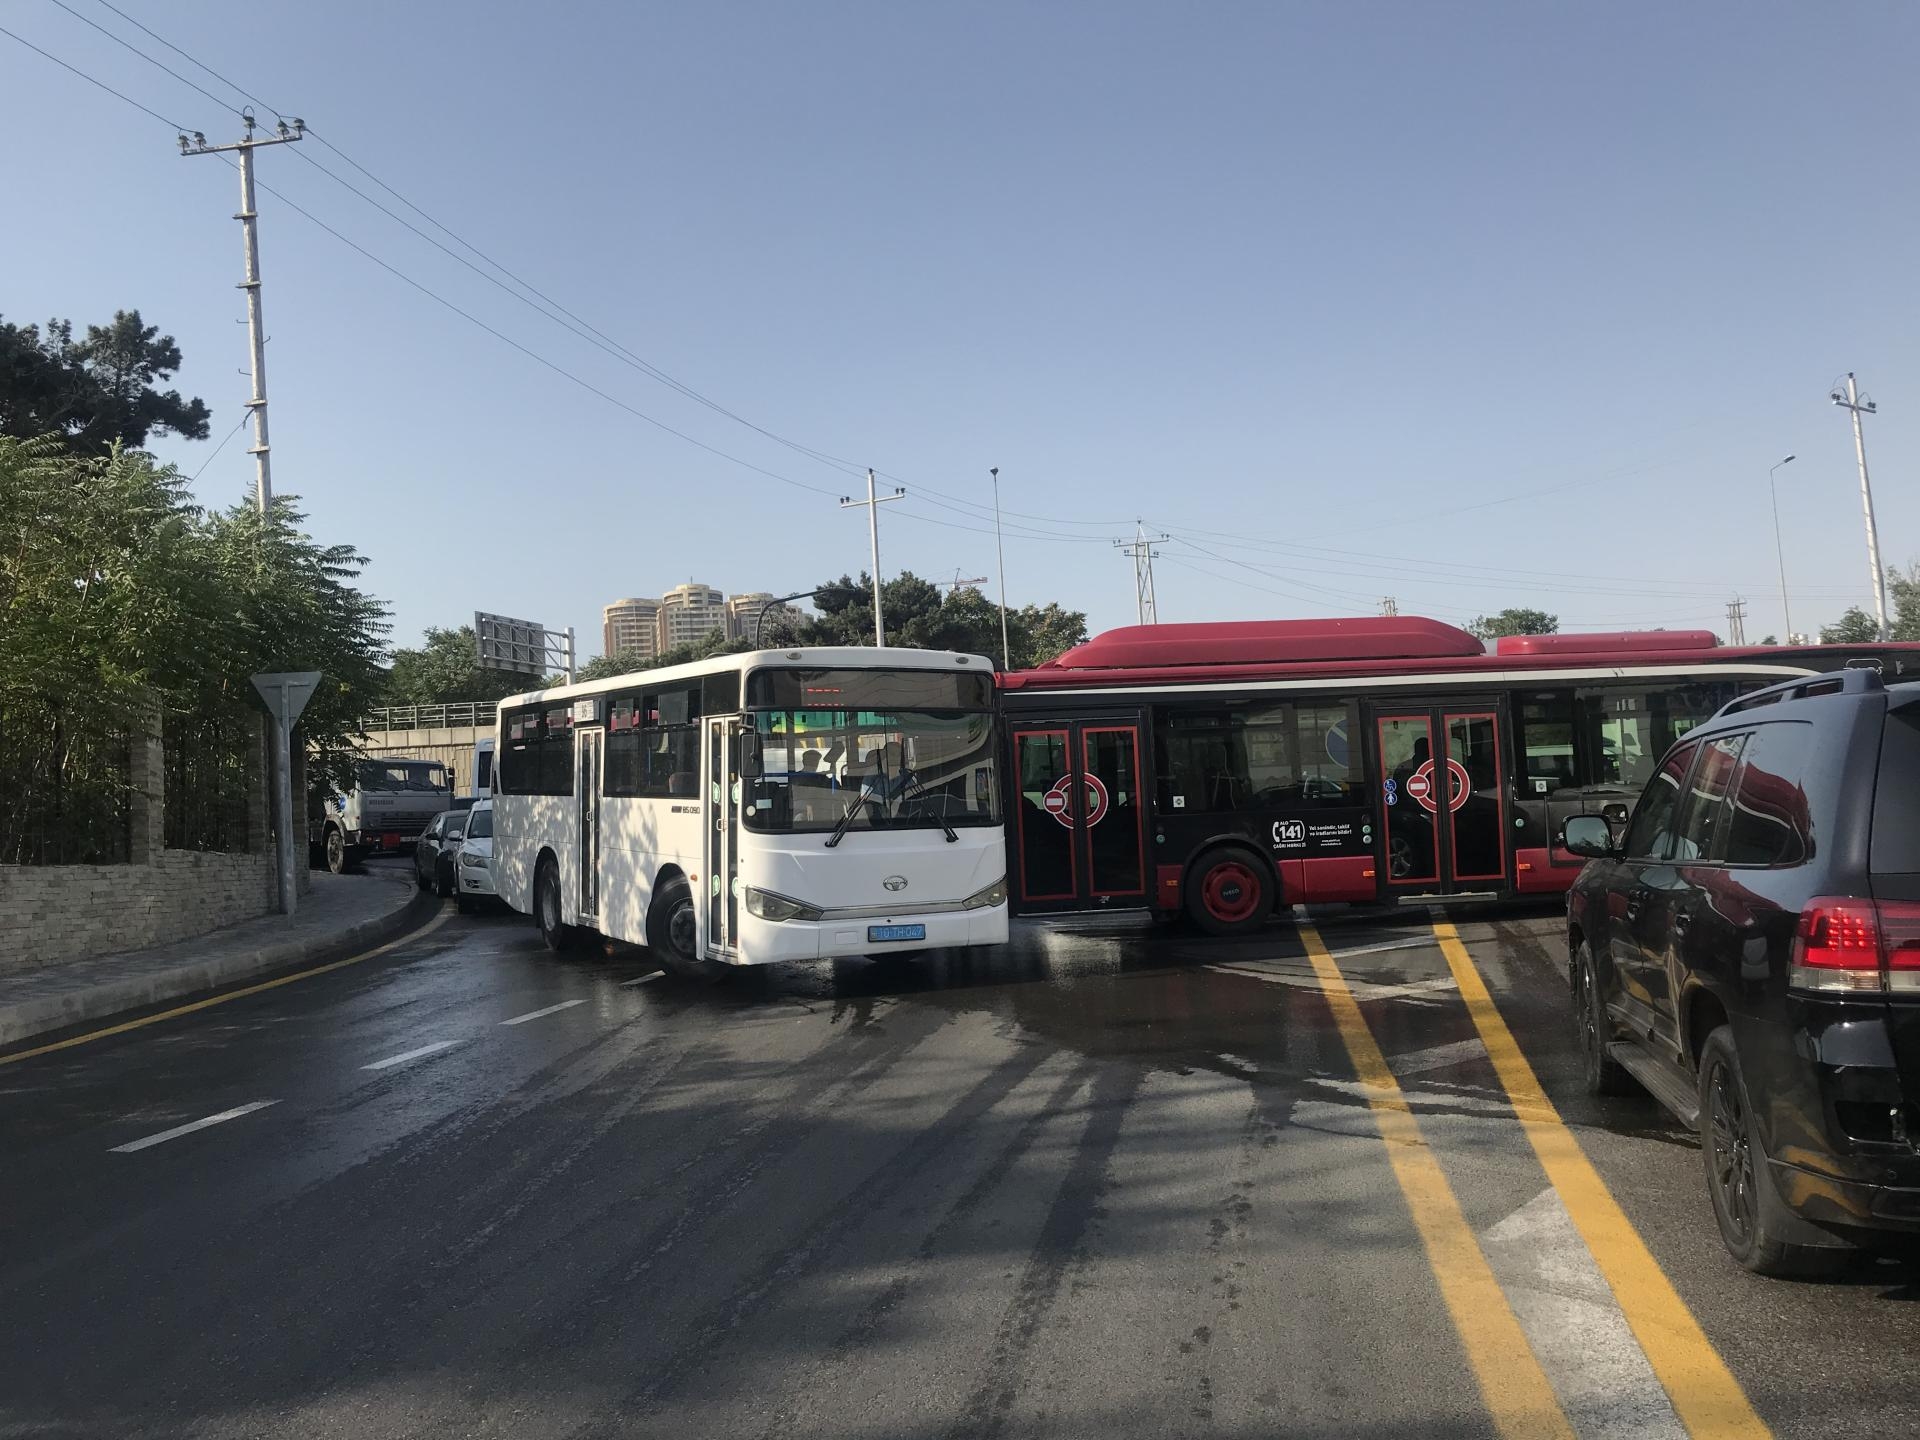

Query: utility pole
<box><xmin>1380</xmin><ymin>597</ymin><xmax>1399</xmax><ymax>617</ymax></box>
<box><xmin>1114</xmin><ymin>523</ymin><xmax>1171</xmax><ymax>625</ymax></box>
<box><xmin>1767</xmin><ymin>455</ymin><xmax>1796</xmax><ymax>643</ymax></box>
<box><xmin>990</xmin><ymin>467</ymin><xmax>1011</xmax><ymax>670</ymax></box>
<box><xmin>1831</xmin><ymin>374</ymin><xmax>1891</xmax><ymax>641</ymax></box>
<box><xmin>840</xmin><ymin>469</ymin><xmax>905</xmax><ymax>646</ymax></box>
<box><xmin>944</xmin><ymin>569</ymin><xmax>990</xmax><ymax>594</ymax></box>
<box><xmin>181</xmin><ymin>111</ymin><xmax>304</xmax><ymax>515</ymax></box>
<box><xmin>1726</xmin><ymin>597</ymin><xmax>1749</xmax><ymax>647</ymax></box>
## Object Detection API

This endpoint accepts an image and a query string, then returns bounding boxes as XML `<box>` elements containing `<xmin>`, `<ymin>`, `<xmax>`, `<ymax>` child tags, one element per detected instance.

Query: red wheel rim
<box><xmin>1202</xmin><ymin>861</ymin><xmax>1261</xmax><ymax>923</ymax></box>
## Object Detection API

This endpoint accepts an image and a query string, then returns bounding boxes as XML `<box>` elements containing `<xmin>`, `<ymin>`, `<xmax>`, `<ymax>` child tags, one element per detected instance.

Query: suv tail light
<box><xmin>1791</xmin><ymin>897</ymin><xmax>1920</xmax><ymax>994</ymax></box>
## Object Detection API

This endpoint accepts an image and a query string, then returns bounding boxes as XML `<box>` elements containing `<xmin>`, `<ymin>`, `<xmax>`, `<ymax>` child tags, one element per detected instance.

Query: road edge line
<box><xmin>0</xmin><ymin>905</ymin><xmax>453</xmax><ymax>1068</ymax></box>
<box><xmin>1430</xmin><ymin>915</ymin><xmax>1771</xmax><ymax>1439</ymax></box>
<box><xmin>1296</xmin><ymin>911</ymin><xmax>1574</xmax><ymax>1440</ymax></box>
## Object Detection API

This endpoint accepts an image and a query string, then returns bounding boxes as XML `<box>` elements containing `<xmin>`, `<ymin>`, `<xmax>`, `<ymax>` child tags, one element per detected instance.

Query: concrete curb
<box><xmin>0</xmin><ymin>884</ymin><xmax>440</xmax><ymax>1051</ymax></box>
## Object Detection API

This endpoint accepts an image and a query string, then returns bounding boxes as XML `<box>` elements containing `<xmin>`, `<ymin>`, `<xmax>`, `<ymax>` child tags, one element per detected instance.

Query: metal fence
<box><xmin>163</xmin><ymin>708</ymin><xmax>256</xmax><ymax>854</ymax></box>
<box><xmin>361</xmin><ymin>702</ymin><xmax>491</xmax><ymax>732</ymax></box>
<box><xmin>0</xmin><ymin>702</ymin><xmax>131</xmax><ymax>865</ymax></box>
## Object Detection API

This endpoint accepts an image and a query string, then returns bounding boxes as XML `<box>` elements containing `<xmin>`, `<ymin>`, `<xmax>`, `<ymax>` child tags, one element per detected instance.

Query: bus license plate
<box><xmin>868</xmin><ymin>924</ymin><xmax>925</xmax><ymax>943</ymax></box>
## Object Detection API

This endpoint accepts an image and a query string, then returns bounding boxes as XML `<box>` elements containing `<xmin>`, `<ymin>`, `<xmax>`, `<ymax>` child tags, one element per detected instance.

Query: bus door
<box><xmin>1009</xmin><ymin>718</ymin><xmax>1148</xmax><ymax>912</ymax></box>
<box><xmin>705</xmin><ymin>717</ymin><xmax>741</xmax><ymax>956</ymax></box>
<box><xmin>577</xmin><ymin>725</ymin><xmax>604</xmax><ymax>923</ymax></box>
<box><xmin>1366</xmin><ymin>701</ymin><xmax>1511</xmax><ymax>899</ymax></box>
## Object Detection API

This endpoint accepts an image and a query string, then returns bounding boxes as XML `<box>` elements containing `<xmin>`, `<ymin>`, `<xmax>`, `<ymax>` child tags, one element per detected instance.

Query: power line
<box><xmin>0</xmin><ymin>19</ymin><xmax>193</xmax><ymax>128</ymax></box>
<box><xmin>188</xmin><ymin>414</ymin><xmax>247</xmax><ymax>482</ymax></box>
<box><xmin>41</xmin><ymin>0</ymin><xmax>241</xmax><ymax>117</ymax></box>
<box><xmin>56</xmin><ymin>0</ymin><xmax>872</xmax><ymax>480</ymax></box>
<box><xmin>86</xmin><ymin>0</ymin><xmax>278</xmax><ymax>115</ymax></box>
<box><xmin>43</xmin><ymin>1</ymin><xmax>1215</xmax><ymax>541</ymax></box>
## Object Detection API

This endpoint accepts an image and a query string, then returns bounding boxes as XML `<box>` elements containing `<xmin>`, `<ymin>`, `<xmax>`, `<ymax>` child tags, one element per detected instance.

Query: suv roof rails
<box><xmin>1717</xmin><ymin>667</ymin><xmax>1885</xmax><ymax>718</ymax></box>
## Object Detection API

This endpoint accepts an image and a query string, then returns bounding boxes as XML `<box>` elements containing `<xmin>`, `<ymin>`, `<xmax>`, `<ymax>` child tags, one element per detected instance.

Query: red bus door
<box><xmin>1010</xmin><ymin>721</ymin><xmax>1148</xmax><ymax>912</ymax></box>
<box><xmin>1369</xmin><ymin>703</ymin><xmax>1510</xmax><ymax>899</ymax></box>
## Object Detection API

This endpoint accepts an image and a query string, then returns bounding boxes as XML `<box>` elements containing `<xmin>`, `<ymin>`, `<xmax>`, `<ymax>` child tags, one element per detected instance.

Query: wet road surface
<box><xmin>4</xmin><ymin>872</ymin><xmax>1919</xmax><ymax>1439</ymax></box>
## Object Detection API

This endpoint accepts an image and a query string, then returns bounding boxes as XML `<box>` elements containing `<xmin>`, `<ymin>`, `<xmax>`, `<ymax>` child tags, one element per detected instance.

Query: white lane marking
<box><xmin>1326</xmin><ymin>935</ymin><xmax>1444</xmax><ymax>961</ymax></box>
<box><xmin>499</xmin><ymin>999</ymin><xmax>588</xmax><ymax>1026</ymax></box>
<box><xmin>110</xmin><ymin>1100</ymin><xmax>278</xmax><ymax>1153</ymax></box>
<box><xmin>1479</xmin><ymin>1187</ymin><xmax>1688</xmax><ymax>1440</ymax></box>
<box><xmin>361</xmin><ymin>1040</ymin><xmax>459</xmax><ymax>1071</ymax></box>
<box><xmin>1388</xmin><ymin>1037</ymin><xmax>1490</xmax><ymax>1078</ymax></box>
<box><xmin>1301</xmin><ymin>1076</ymin><xmax>1514</xmax><ymax>1116</ymax></box>
<box><xmin>1211</xmin><ymin>962</ymin><xmax>1458</xmax><ymax>1003</ymax></box>
<box><xmin>620</xmin><ymin>973</ymin><xmax>663</xmax><ymax>987</ymax></box>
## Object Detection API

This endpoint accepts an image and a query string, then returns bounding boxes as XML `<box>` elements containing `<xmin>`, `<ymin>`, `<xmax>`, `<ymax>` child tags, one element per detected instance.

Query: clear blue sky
<box><xmin>6</xmin><ymin>1</ymin><xmax>1918</xmax><ymax>654</ymax></box>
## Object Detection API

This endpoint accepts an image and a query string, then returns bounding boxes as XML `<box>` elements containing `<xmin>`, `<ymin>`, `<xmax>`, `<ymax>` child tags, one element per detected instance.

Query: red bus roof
<box><xmin>1493</xmin><ymin>630</ymin><xmax>1718</xmax><ymax>656</ymax></box>
<box><xmin>1040</xmin><ymin>618</ymin><xmax>1484</xmax><ymax>670</ymax></box>
<box><xmin>1003</xmin><ymin>617</ymin><xmax>1920</xmax><ymax>692</ymax></box>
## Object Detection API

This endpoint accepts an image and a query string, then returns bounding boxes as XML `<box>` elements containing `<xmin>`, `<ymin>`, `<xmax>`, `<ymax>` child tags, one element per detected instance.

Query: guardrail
<box><xmin>359</xmin><ymin>703</ymin><xmax>491</xmax><ymax>733</ymax></box>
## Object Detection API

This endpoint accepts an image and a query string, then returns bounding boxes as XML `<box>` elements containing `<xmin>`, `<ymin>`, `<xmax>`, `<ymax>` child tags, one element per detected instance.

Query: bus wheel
<box><xmin>535</xmin><ymin>856</ymin><xmax>580</xmax><ymax>953</ymax></box>
<box><xmin>1186</xmin><ymin>848</ymin><xmax>1274</xmax><ymax>936</ymax></box>
<box><xmin>647</xmin><ymin>876</ymin><xmax>724</xmax><ymax>981</ymax></box>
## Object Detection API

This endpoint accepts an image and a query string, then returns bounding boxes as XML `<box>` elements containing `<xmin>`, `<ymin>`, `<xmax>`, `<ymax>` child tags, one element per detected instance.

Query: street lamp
<box><xmin>990</xmin><ymin>467</ymin><xmax>1010</xmax><ymax>670</ymax></box>
<box><xmin>754</xmin><ymin>585</ymin><xmax>859</xmax><ymax>647</ymax></box>
<box><xmin>1768</xmin><ymin>454</ymin><xmax>1796</xmax><ymax>642</ymax></box>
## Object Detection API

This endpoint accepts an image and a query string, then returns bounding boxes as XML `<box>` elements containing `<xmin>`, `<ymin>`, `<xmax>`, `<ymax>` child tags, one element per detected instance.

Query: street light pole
<box><xmin>1768</xmin><ymin>454</ymin><xmax>1796</xmax><ymax>642</ymax></box>
<box><xmin>754</xmin><ymin>585</ymin><xmax>860</xmax><ymax>646</ymax></box>
<box><xmin>1832</xmin><ymin>373</ymin><xmax>1891</xmax><ymax>641</ymax></box>
<box><xmin>991</xmin><ymin>467</ymin><xmax>1011</xmax><ymax>670</ymax></box>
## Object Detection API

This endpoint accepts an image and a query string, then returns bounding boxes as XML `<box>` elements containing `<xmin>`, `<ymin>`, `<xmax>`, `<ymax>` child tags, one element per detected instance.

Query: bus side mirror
<box><xmin>736</xmin><ymin>732</ymin><xmax>762</xmax><ymax>779</ymax></box>
<box><xmin>1563</xmin><ymin>815</ymin><xmax>1618</xmax><ymax>859</ymax></box>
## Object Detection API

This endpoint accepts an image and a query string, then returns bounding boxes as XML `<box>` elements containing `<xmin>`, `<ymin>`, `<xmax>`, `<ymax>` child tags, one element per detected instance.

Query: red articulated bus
<box><xmin>997</xmin><ymin>617</ymin><xmax>1920</xmax><ymax>932</ymax></box>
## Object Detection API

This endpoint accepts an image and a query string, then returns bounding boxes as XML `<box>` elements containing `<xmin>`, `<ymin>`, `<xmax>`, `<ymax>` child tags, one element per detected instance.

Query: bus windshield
<box><xmin>744</xmin><ymin>708</ymin><xmax>1000</xmax><ymax>834</ymax></box>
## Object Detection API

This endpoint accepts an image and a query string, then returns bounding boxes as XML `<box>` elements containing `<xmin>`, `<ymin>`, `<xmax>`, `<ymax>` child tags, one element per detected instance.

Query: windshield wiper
<box><xmin>903</xmin><ymin>774</ymin><xmax>958</xmax><ymax>843</ymax></box>
<box><xmin>824</xmin><ymin>787</ymin><xmax>876</xmax><ymax>849</ymax></box>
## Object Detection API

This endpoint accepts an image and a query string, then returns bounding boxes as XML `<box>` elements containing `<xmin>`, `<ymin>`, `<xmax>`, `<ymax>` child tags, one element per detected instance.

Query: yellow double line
<box><xmin>1299</xmin><ymin>912</ymin><xmax>1770</xmax><ymax>1440</ymax></box>
<box><xmin>1429</xmin><ymin>917</ymin><xmax>1769</xmax><ymax>1439</ymax></box>
<box><xmin>0</xmin><ymin>907</ymin><xmax>451</xmax><ymax>1068</ymax></box>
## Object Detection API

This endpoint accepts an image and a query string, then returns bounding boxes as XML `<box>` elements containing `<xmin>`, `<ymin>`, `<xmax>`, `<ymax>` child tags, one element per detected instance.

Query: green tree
<box><xmin>198</xmin><ymin>496</ymin><xmax>391</xmax><ymax>794</ymax></box>
<box><xmin>1466</xmin><ymin>608</ymin><xmax>1558</xmax><ymax>642</ymax></box>
<box><xmin>1821</xmin><ymin>606</ymin><xmax>1881</xmax><ymax>643</ymax></box>
<box><xmin>384</xmin><ymin>625</ymin><xmax>531</xmax><ymax>708</ymax></box>
<box><xmin>778</xmin><ymin>574</ymin><xmax>1086</xmax><ymax>669</ymax></box>
<box><xmin>0</xmin><ymin>438</ymin><xmax>390</xmax><ymax>855</ymax></box>
<box><xmin>0</xmin><ymin>311</ymin><xmax>212</xmax><ymax>453</ymax></box>
<box><xmin>1887</xmin><ymin>562</ymin><xmax>1920</xmax><ymax>642</ymax></box>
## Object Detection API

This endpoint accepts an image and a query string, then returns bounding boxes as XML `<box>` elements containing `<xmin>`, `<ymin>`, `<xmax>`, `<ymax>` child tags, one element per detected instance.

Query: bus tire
<box><xmin>1185</xmin><ymin>846</ymin><xmax>1275</xmax><ymax>937</ymax></box>
<box><xmin>647</xmin><ymin>875</ymin><xmax>724</xmax><ymax>982</ymax></box>
<box><xmin>323</xmin><ymin>824</ymin><xmax>350</xmax><ymax>876</ymax></box>
<box><xmin>535</xmin><ymin>855</ymin><xmax>581</xmax><ymax>953</ymax></box>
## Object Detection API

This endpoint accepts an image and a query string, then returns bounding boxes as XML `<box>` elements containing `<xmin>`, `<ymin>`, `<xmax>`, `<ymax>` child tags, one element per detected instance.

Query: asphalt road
<box><xmin>4</xmin><ymin>863</ymin><xmax>1919</xmax><ymax>1439</ymax></box>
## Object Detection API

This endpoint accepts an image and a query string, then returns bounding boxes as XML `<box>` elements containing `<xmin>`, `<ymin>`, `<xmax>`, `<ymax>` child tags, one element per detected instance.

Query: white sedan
<box><xmin>454</xmin><ymin>799</ymin><xmax>496</xmax><ymax>914</ymax></box>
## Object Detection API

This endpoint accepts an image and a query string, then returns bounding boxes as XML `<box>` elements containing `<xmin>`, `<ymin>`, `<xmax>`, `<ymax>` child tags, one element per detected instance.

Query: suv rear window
<box><xmin>1873</xmin><ymin>708</ymin><xmax>1920</xmax><ymax>873</ymax></box>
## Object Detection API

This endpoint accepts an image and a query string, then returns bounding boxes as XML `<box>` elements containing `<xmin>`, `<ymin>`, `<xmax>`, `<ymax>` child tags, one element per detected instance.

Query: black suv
<box><xmin>1563</xmin><ymin>668</ymin><xmax>1920</xmax><ymax>1276</ymax></box>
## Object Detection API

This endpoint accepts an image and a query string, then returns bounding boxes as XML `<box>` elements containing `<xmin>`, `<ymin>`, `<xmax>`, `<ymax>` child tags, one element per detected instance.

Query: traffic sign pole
<box><xmin>253</xmin><ymin>671</ymin><xmax>322</xmax><ymax>917</ymax></box>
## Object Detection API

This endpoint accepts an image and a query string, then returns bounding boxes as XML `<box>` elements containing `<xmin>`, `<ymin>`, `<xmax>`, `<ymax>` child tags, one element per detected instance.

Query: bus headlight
<box><xmin>743</xmin><ymin>887</ymin><xmax>823</xmax><ymax>923</ymax></box>
<box><xmin>961</xmin><ymin>877</ymin><xmax>1008</xmax><ymax>910</ymax></box>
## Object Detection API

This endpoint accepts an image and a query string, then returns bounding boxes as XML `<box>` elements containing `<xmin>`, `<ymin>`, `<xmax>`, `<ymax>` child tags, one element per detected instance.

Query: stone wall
<box><xmin>0</xmin><ymin>711</ymin><xmax>302</xmax><ymax>973</ymax></box>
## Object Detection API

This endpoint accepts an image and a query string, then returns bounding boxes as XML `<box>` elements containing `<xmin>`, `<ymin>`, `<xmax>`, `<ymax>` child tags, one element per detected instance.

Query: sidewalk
<box><xmin>0</xmin><ymin>870</ymin><xmax>433</xmax><ymax>1051</ymax></box>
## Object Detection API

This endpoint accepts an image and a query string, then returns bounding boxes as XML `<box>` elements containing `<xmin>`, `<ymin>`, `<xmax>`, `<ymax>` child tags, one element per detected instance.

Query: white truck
<box><xmin>311</xmin><ymin>758</ymin><xmax>452</xmax><ymax>873</ymax></box>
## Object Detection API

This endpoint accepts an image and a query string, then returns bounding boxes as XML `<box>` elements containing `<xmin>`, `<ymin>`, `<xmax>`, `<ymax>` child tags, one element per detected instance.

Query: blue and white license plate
<box><xmin>868</xmin><ymin>923</ymin><xmax>926</xmax><ymax>943</ymax></box>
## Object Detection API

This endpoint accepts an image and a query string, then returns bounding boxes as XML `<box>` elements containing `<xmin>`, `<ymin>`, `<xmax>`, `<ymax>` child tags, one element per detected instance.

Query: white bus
<box><xmin>491</xmin><ymin>647</ymin><xmax>1008</xmax><ymax>976</ymax></box>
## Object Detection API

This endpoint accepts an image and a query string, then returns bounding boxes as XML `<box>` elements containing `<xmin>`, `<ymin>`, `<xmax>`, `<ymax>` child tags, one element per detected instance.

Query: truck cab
<box><xmin>311</xmin><ymin>758</ymin><xmax>451</xmax><ymax>873</ymax></box>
